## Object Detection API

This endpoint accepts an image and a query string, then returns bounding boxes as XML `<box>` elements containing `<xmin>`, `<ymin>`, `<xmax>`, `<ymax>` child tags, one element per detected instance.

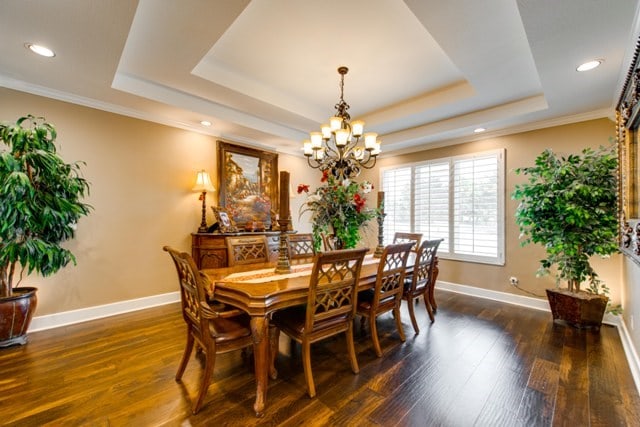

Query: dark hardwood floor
<box><xmin>1</xmin><ymin>290</ymin><xmax>638</xmax><ymax>426</ymax></box>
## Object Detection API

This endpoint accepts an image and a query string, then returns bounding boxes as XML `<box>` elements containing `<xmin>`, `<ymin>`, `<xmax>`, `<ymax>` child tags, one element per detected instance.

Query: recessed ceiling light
<box><xmin>25</xmin><ymin>43</ymin><xmax>55</xmax><ymax>58</ymax></box>
<box><xmin>474</xmin><ymin>127</ymin><xmax>486</xmax><ymax>133</ymax></box>
<box><xmin>576</xmin><ymin>60</ymin><xmax>602</xmax><ymax>72</ymax></box>
<box><xmin>200</xmin><ymin>120</ymin><xmax>212</xmax><ymax>127</ymax></box>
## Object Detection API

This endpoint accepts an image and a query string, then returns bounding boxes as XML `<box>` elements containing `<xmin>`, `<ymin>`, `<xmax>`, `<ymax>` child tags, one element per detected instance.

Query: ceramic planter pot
<box><xmin>0</xmin><ymin>287</ymin><xmax>38</xmax><ymax>347</ymax></box>
<box><xmin>546</xmin><ymin>288</ymin><xmax>608</xmax><ymax>330</ymax></box>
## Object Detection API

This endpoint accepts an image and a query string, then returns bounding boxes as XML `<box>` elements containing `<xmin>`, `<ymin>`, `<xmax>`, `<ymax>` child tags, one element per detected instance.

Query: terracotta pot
<box><xmin>545</xmin><ymin>288</ymin><xmax>608</xmax><ymax>330</ymax></box>
<box><xmin>0</xmin><ymin>287</ymin><xmax>38</xmax><ymax>347</ymax></box>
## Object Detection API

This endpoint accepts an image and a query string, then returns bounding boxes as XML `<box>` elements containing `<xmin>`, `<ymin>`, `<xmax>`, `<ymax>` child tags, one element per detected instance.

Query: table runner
<box><xmin>221</xmin><ymin>254</ymin><xmax>379</xmax><ymax>284</ymax></box>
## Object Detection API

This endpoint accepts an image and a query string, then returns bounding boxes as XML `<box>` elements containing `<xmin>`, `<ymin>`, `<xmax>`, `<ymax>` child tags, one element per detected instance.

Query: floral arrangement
<box><xmin>298</xmin><ymin>170</ymin><xmax>377</xmax><ymax>250</ymax></box>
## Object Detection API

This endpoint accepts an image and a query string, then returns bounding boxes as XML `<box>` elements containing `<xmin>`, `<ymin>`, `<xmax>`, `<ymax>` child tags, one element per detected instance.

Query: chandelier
<box><xmin>303</xmin><ymin>66</ymin><xmax>381</xmax><ymax>180</ymax></box>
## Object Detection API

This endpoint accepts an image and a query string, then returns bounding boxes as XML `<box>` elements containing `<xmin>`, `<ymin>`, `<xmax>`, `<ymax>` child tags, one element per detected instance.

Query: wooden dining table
<box><xmin>202</xmin><ymin>252</ymin><xmax>439</xmax><ymax>417</ymax></box>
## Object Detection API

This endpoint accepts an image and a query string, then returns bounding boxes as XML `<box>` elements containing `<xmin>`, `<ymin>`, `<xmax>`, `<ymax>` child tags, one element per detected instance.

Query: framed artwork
<box><xmin>211</xmin><ymin>206</ymin><xmax>238</xmax><ymax>233</ymax></box>
<box><xmin>217</xmin><ymin>141</ymin><xmax>278</xmax><ymax>230</ymax></box>
<box><xmin>616</xmin><ymin>35</ymin><xmax>640</xmax><ymax>263</ymax></box>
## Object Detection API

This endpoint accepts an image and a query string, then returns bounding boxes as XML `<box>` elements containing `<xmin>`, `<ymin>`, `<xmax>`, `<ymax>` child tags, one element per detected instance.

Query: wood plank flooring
<box><xmin>0</xmin><ymin>291</ymin><xmax>638</xmax><ymax>426</ymax></box>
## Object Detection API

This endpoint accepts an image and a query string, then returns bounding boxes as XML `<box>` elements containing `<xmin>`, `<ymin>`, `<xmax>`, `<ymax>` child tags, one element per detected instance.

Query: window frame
<box><xmin>380</xmin><ymin>148</ymin><xmax>505</xmax><ymax>266</ymax></box>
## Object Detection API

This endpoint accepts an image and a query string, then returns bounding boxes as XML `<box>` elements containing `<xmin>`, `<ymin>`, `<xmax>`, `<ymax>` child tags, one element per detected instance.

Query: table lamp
<box><xmin>193</xmin><ymin>170</ymin><xmax>215</xmax><ymax>233</ymax></box>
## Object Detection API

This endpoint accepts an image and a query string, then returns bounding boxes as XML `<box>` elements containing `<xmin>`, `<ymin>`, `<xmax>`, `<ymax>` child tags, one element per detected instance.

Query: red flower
<box><xmin>353</xmin><ymin>193</ymin><xmax>366</xmax><ymax>213</ymax></box>
<box><xmin>297</xmin><ymin>184</ymin><xmax>309</xmax><ymax>194</ymax></box>
<box><xmin>321</xmin><ymin>170</ymin><xmax>329</xmax><ymax>182</ymax></box>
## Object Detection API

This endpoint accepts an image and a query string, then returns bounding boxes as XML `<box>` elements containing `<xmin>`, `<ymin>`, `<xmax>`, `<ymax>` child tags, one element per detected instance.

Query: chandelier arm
<box><xmin>357</xmin><ymin>156</ymin><xmax>378</xmax><ymax>170</ymax></box>
<box><xmin>306</xmin><ymin>156</ymin><xmax>323</xmax><ymax>169</ymax></box>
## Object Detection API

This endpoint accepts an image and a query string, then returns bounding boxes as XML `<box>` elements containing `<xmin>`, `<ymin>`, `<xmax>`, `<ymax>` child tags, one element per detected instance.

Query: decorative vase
<box><xmin>0</xmin><ymin>287</ymin><xmax>38</xmax><ymax>347</ymax></box>
<box><xmin>545</xmin><ymin>288</ymin><xmax>608</xmax><ymax>330</ymax></box>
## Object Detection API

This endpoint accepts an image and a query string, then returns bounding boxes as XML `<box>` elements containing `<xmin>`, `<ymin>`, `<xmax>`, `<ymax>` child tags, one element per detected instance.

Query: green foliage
<box><xmin>511</xmin><ymin>145</ymin><xmax>618</xmax><ymax>294</ymax></box>
<box><xmin>298</xmin><ymin>171</ymin><xmax>377</xmax><ymax>250</ymax></box>
<box><xmin>0</xmin><ymin>115</ymin><xmax>91</xmax><ymax>297</ymax></box>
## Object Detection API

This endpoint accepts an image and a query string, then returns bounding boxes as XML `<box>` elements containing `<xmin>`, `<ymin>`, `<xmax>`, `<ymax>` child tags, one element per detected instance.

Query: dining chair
<box><xmin>163</xmin><ymin>246</ymin><xmax>253</xmax><ymax>414</ymax></box>
<box><xmin>288</xmin><ymin>233</ymin><xmax>316</xmax><ymax>261</ymax></box>
<box><xmin>321</xmin><ymin>232</ymin><xmax>335</xmax><ymax>251</ymax></box>
<box><xmin>357</xmin><ymin>242</ymin><xmax>414</xmax><ymax>357</ymax></box>
<box><xmin>392</xmin><ymin>232</ymin><xmax>423</xmax><ymax>252</ymax></box>
<box><xmin>271</xmin><ymin>248</ymin><xmax>368</xmax><ymax>398</ymax></box>
<box><xmin>402</xmin><ymin>239</ymin><xmax>442</xmax><ymax>333</ymax></box>
<box><xmin>226</xmin><ymin>235</ymin><xmax>270</xmax><ymax>267</ymax></box>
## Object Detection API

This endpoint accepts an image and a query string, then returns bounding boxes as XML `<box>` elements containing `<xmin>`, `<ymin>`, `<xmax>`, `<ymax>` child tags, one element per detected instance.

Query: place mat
<box><xmin>221</xmin><ymin>254</ymin><xmax>379</xmax><ymax>284</ymax></box>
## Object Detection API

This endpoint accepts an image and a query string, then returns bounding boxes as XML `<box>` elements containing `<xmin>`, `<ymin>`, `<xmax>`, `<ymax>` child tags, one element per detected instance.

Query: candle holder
<box><xmin>275</xmin><ymin>218</ymin><xmax>292</xmax><ymax>274</ymax></box>
<box><xmin>373</xmin><ymin>210</ymin><xmax>386</xmax><ymax>258</ymax></box>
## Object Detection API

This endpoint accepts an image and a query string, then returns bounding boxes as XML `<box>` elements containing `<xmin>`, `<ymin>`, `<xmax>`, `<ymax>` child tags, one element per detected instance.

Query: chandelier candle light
<box><xmin>193</xmin><ymin>170</ymin><xmax>215</xmax><ymax>233</ymax></box>
<box><xmin>303</xmin><ymin>66</ymin><xmax>381</xmax><ymax>180</ymax></box>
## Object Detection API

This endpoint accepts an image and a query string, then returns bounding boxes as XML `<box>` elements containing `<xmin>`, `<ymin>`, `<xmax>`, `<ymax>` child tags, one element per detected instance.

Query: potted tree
<box><xmin>0</xmin><ymin>115</ymin><xmax>91</xmax><ymax>347</ymax></box>
<box><xmin>512</xmin><ymin>145</ymin><xmax>619</xmax><ymax>329</ymax></box>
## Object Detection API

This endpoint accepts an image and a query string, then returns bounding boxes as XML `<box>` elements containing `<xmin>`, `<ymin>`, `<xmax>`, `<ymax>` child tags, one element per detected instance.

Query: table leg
<box><xmin>428</xmin><ymin>257</ymin><xmax>440</xmax><ymax>313</ymax></box>
<box><xmin>250</xmin><ymin>316</ymin><xmax>270</xmax><ymax>417</ymax></box>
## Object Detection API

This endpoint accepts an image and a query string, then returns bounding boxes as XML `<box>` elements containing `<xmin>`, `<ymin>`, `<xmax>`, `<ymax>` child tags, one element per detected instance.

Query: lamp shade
<box><xmin>192</xmin><ymin>170</ymin><xmax>215</xmax><ymax>192</ymax></box>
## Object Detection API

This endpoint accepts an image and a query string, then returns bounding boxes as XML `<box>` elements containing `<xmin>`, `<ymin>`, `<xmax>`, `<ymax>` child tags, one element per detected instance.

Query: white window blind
<box><xmin>381</xmin><ymin>167</ymin><xmax>412</xmax><ymax>244</ymax></box>
<box><xmin>381</xmin><ymin>149</ymin><xmax>504</xmax><ymax>265</ymax></box>
<box><xmin>414</xmin><ymin>162</ymin><xmax>450</xmax><ymax>252</ymax></box>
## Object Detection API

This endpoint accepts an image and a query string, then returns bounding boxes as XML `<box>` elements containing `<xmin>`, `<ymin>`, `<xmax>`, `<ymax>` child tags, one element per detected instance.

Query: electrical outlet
<box><xmin>509</xmin><ymin>276</ymin><xmax>519</xmax><ymax>286</ymax></box>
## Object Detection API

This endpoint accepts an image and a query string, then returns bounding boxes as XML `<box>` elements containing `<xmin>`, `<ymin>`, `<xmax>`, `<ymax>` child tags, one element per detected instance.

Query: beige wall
<box><xmin>0</xmin><ymin>87</ymin><xmax>313</xmax><ymax>315</ymax></box>
<box><xmin>373</xmin><ymin>118</ymin><xmax>623</xmax><ymax>303</ymax></box>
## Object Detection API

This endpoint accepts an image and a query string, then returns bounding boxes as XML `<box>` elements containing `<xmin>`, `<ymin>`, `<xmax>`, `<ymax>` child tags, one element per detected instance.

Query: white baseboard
<box><xmin>29</xmin><ymin>291</ymin><xmax>180</xmax><ymax>332</ymax></box>
<box><xmin>437</xmin><ymin>281</ymin><xmax>640</xmax><ymax>394</ymax></box>
<box><xmin>607</xmin><ymin>314</ymin><xmax>640</xmax><ymax>395</ymax></box>
<box><xmin>437</xmin><ymin>281</ymin><xmax>550</xmax><ymax>311</ymax></box>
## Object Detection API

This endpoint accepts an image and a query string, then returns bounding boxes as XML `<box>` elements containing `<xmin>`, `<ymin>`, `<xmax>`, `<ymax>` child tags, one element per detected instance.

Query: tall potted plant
<box><xmin>0</xmin><ymin>115</ymin><xmax>91</xmax><ymax>346</ymax></box>
<box><xmin>512</xmin><ymin>145</ymin><xmax>619</xmax><ymax>328</ymax></box>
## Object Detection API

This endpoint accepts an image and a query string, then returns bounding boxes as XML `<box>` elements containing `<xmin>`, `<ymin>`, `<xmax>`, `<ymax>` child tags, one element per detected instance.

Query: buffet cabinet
<box><xmin>191</xmin><ymin>232</ymin><xmax>281</xmax><ymax>269</ymax></box>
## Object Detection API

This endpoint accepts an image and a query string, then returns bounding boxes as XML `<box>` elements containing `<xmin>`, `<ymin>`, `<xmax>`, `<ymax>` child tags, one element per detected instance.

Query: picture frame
<box><xmin>217</xmin><ymin>141</ymin><xmax>278</xmax><ymax>230</ymax></box>
<box><xmin>211</xmin><ymin>206</ymin><xmax>238</xmax><ymax>233</ymax></box>
<box><xmin>616</xmin><ymin>35</ymin><xmax>640</xmax><ymax>263</ymax></box>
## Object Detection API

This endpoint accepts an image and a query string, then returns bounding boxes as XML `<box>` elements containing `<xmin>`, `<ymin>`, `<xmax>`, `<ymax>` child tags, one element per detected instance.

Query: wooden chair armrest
<box><xmin>200</xmin><ymin>301</ymin><xmax>220</xmax><ymax>320</ymax></box>
<box><xmin>200</xmin><ymin>300</ymin><xmax>245</xmax><ymax>319</ymax></box>
<box><xmin>217</xmin><ymin>308</ymin><xmax>245</xmax><ymax>318</ymax></box>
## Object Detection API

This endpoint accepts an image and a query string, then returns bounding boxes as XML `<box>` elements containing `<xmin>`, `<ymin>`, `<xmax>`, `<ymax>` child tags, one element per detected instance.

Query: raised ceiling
<box><xmin>0</xmin><ymin>0</ymin><xmax>639</xmax><ymax>156</ymax></box>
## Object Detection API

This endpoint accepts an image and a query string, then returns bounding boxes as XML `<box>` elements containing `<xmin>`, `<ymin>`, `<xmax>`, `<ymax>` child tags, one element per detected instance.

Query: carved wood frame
<box><xmin>616</xmin><ymin>36</ymin><xmax>640</xmax><ymax>263</ymax></box>
<box><xmin>217</xmin><ymin>141</ymin><xmax>278</xmax><ymax>230</ymax></box>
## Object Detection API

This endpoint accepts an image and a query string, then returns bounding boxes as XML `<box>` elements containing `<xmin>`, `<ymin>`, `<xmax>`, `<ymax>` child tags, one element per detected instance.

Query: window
<box><xmin>381</xmin><ymin>149</ymin><xmax>504</xmax><ymax>265</ymax></box>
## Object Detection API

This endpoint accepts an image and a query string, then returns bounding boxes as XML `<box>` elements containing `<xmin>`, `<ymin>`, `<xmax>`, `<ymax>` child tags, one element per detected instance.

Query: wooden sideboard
<box><xmin>191</xmin><ymin>232</ymin><xmax>281</xmax><ymax>269</ymax></box>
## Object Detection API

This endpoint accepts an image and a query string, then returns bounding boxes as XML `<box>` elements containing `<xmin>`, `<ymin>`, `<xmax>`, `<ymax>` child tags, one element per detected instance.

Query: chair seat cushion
<box><xmin>272</xmin><ymin>306</ymin><xmax>349</xmax><ymax>336</ymax></box>
<box><xmin>211</xmin><ymin>313</ymin><xmax>252</xmax><ymax>343</ymax></box>
<box><xmin>403</xmin><ymin>279</ymin><xmax>427</xmax><ymax>296</ymax></box>
<box><xmin>357</xmin><ymin>289</ymin><xmax>396</xmax><ymax>312</ymax></box>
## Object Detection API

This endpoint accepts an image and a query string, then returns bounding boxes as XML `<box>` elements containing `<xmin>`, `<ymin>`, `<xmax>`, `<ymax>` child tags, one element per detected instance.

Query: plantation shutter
<box><xmin>381</xmin><ymin>167</ymin><xmax>412</xmax><ymax>244</ymax></box>
<box><xmin>414</xmin><ymin>161</ymin><xmax>450</xmax><ymax>252</ymax></box>
<box><xmin>453</xmin><ymin>153</ymin><xmax>500</xmax><ymax>259</ymax></box>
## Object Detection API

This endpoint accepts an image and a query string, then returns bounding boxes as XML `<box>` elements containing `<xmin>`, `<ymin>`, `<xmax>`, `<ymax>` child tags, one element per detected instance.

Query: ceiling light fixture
<box><xmin>25</xmin><ymin>43</ymin><xmax>55</xmax><ymax>58</ymax></box>
<box><xmin>576</xmin><ymin>59</ymin><xmax>602</xmax><ymax>72</ymax></box>
<box><xmin>200</xmin><ymin>120</ymin><xmax>212</xmax><ymax>127</ymax></box>
<box><xmin>474</xmin><ymin>127</ymin><xmax>486</xmax><ymax>133</ymax></box>
<box><xmin>303</xmin><ymin>66</ymin><xmax>381</xmax><ymax>180</ymax></box>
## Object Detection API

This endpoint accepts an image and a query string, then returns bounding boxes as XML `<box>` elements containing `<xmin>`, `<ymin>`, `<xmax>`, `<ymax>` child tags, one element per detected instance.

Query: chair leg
<box><xmin>270</xmin><ymin>326</ymin><xmax>280</xmax><ymax>380</ymax></box>
<box><xmin>406</xmin><ymin>297</ymin><xmax>420</xmax><ymax>334</ymax></box>
<box><xmin>424</xmin><ymin>290</ymin><xmax>435</xmax><ymax>322</ymax></box>
<box><xmin>369</xmin><ymin>315</ymin><xmax>382</xmax><ymax>358</ymax></box>
<box><xmin>192</xmin><ymin>349</ymin><xmax>215</xmax><ymax>414</ymax></box>
<box><xmin>176</xmin><ymin>331</ymin><xmax>194</xmax><ymax>381</ymax></box>
<box><xmin>301</xmin><ymin>340</ymin><xmax>316</xmax><ymax>398</ymax></box>
<box><xmin>346</xmin><ymin>323</ymin><xmax>359</xmax><ymax>374</ymax></box>
<box><xmin>393</xmin><ymin>306</ymin><xmax>406</xmax><ymax>342</ymax></box>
